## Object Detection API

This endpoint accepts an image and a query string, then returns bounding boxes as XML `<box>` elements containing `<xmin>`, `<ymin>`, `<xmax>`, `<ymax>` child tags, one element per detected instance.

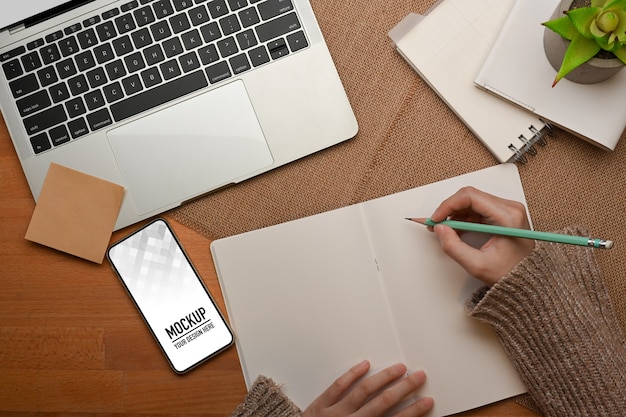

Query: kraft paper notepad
<box><xmin>25</xmin><ymin>163</ymin><xmax>125</xmax><ymax>263</ymax></box>
<box><xmin>211</xmin><ymin>164</ymin><xmax>528</xmax><ymax>417</ymax></box>
<box><xmin>475</xmin><ymin>0</ymin><xmax>626</xmax><ymax>150</ymax></box>
<box><xmin>389</xmin><ymin>0</ymin><xmax>551</xmax><ymax>163</ymax></box>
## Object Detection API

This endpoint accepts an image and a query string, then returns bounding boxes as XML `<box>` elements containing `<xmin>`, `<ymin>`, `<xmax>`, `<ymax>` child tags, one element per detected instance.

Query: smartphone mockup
<box><xmin>107</xmin><ymin>219</ymin><xmax>233</xmax><ymax>373</ymax></box>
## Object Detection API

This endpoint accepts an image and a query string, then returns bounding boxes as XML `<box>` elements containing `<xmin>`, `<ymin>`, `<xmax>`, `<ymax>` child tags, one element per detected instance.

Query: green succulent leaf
<box><xmin>542</xmin><ymin>16</ymin><xmax>579</xmax><ymax>40</ymax></box>
<box><xmin>554</xmin><ymin>34</ymin><xmax>601</xmax><ymax>85</ymax></box>
<box><xmin>591</xmin><ymin>0</ymin><xmax>608</xmax><ymax>7</ymax></box>
<box><xmin>566</xmin><ymin>7</ymin><xmax>602</xmax><ymax>38</ymax></box>
<box><xmin>612</xmin><ymin>44</ymin><xmax>626</xmax><ymax>63</ymax></box>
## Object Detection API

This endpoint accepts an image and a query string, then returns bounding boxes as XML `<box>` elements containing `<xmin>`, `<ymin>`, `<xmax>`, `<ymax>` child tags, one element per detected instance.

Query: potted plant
<box><xmin>542</xmin><ymin>0</ymin><xmax>626</xmax><ymax>86</ymax></box>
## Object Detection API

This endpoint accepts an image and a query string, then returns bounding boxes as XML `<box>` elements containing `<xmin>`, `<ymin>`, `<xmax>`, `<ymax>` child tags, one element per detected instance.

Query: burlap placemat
<box><xmin>171</xmin><ymin>0</ymin><xmax>626</xmax><ymax>330</ymax></box>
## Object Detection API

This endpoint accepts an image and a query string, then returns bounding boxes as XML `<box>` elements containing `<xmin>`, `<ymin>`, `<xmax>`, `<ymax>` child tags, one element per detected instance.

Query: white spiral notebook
<box><xmin>389</xmin><ymin>0</ymin><xmax>552</xmax><ymax>163</ymax></box>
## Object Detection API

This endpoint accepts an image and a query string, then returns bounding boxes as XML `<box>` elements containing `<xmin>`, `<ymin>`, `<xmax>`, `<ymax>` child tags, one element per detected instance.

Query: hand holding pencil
<box><xmin>409</xmin><ymin>187</ymin><xmax>540</xmax><ymax>286</ymax></box>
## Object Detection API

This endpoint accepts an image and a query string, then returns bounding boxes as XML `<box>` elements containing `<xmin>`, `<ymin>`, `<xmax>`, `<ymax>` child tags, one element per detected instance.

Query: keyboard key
<box><xmin>134</xmin><ymin>6</ymin><xmax>156</xmax><ymax>26</ymax></box>
<box><xmin>189</xmin><ymin>5</ymin><xmax>210</xmax><ymax>26</ymax></box>
<box><xmin>121</xmin><ymin>1</ymin><xmax>139</xmax><ymax>12</ymax></box>
<box><xmin>248</xmin><ymin>44</ymin><xmax>269</xmax><ymax>67</ymax></box>
<box><xmin>162</xmin><ymin>37</ymin><xmax>183</xmax><ymax>58</ymax></box>
<box><xmin>37</xmin><ymin>66</ymin><xmax>58</xmax><ymax>88</ymax></box>
<box><xmin>112</xmin><ymin>35</ymin><xmax>134</xmax><ymax>56</ymax></box>
<box><xmin>66</xmin><ymin>97</ymin><xmax>87</xmax><ymax>118</ymax></box>
<box><xmin>85</xmin><ymin>89</ymin><xmax>106</xmax><ymax>110</ymax></box>
<box><xmin>172</xmin><ymin>0</ymin><xmax>194</xmax><ymax>11</ymax></box>
<box><xmin>227</xmin><ymin>0</ymin><xmax>247</xmax><ymax>11</ymax></box>
<box><xmin>102</xmin><ymin>8</ymin><xmax>121</xmax><ymax>20</ymax></box>
<box><xmin>258</xmin><ymin>0</ymin><xmax>293</xmax><ymax>20</ymax></box>
<box><xmin>239</xmin><ymin>7</ymin><xmax>260</xmax><ymax>27</ymax></box>
<box><xmin>17</xmin><ymin>90</ymin><xmax>51</xmax><ymax>117</ymax></box>
<box><xmin>111</xmin><ymin>70</ymin><xmax>207</xmax><ymax>121</ymax></box>
<box><xmin>94</xmin><ymin>43</ymin><xmax>115</xmax><ymax>64</ymax></box>
<box><xmin>141</xmin><ymin>67</ymin><xmax>162</xmax><ymax>87</ymax></box>
<box><xmin>230</xmin><ymin>53</ymin><xmax>250</xmax><ymax>74</ymax></box>
<box><xmin>198</xmin><ymin>44</ymin><xmax>219</xmax><ymax>65</ymax></box>
<box><xmin>200</xmin><ymin>22</ymin><xmax>221</xmax><ymax>43</ymax></box>
<box><xmin>122</xmin><ymin>74</ymin><xmax>143</xmax><ymax>95</ymax></box>
<box><xmin>45</xmin><ymin>31</ymin><xmax>64</xmax><ymax>43</ymax></box>
<box><xmin>77</xmin><ymin>28</ymin><xmax>98</xmax><ymax>49</ymax></box>
<box><xmin>219</xmin><ymin>14</ymin><xmax>241</xmax><ymax>36</ymax></box>
<box><xmin>179</xmin><ymin>51</ymin><xmax>200</xmax><ymax>72</ymax></box>
<box><xmin>256</xmin><ymin>12</ymin><xmax>300</xmax><ymax>43</ymax></box>
<box><xmin>131</xmin><ymin>27</ymin><xmax>153</xmax><ymax>49</ymax></box>
<box><xmin>21</xmin><ymin>52</ymin><xmax>42</xmax><ymax>72</ymax></box>
<box><xmin>23</xmin><ymin>105</ymin><xmax>67</xmax><ymax>135</ymax></box>
<box><xmin>83</xmin><ymin>15</ymin><xmax>101</xmax><ymax>27</ymax></box>
<box><xmin>169</xmin><ymin>13</ymin><xmax>191</xmax><ymax>34</ymax></box>
<box><xmin>2</xmin><ymin>59</ymin><xmax>23</xmax><ymax>80</ymax></box>
<box><xmin>56</xmin><ymin>58</ymin><xmax>77</xmax><ymax>79</ymax></box>
<box><xmin>86</xmin><ymin>67</ymin><xmax>107</xmax><ymax>88</ymax></box>
<box><xmin>103</xmin><ymin>82</ymin><xmax>125</xmax><ymax>103</ymax></box>
<box><xmin>96</xmin><ymin>21</ymin><xmax>118</xmax><ymax>42</ymax></box>
<box><xmin>27</xmin><ymin>39</ymin><xmax>45</xmax><ymax>50</ymax></box>
<box><xmin>30</xmin><ymin>132</ymin><xmax>51</xmax><ymax>154</ymax></box>
<box><xmin>144</xmin><ymin>44</ymin><xmax>165</xmax><ymax>65</ymax></box>
<box><xmin>153</xmin><ymin>0</ymin><xmax>175</xmax><ymax>19</ymax></box>
<box><xmin>205</xmin><ymin>61</ymin><xmax>231</xmax><ymax>83</ymax></box>
<box><xmin>181</xmin><ymin>29</ymin><xmax>201</xmax><ymax>50</ymax></box>
<box><xmin>40</xmin><ymin>44</ymin><xmax>62</xmax><ymax>65</ymax></box>
<box><xmin>58</xmin><ymin>36</ymin><xmax>79</xmax><ymax>56</ymax></box>
<box><xmin>236</xmin><ymin>29</ymin><xmax>257</xmax><ymax>50</ymax></box>
<box><xmin>125</xmin><ymin>52</ymin><xmax>146</xmax><ymax>72</ymax></box>
<box><xmin>67</xmin><ymin>74</ymin><xmax>90</xmax><ymax>95</ymax></box>
<box><xmin>75</xmin><ymin>50</ymin><xmax>96</xmax><ymax>71</ymax></box>
<box><xmin>105</xmin><ymin>59</ymin><xmax>127</xmax><ymax>80</ymax></box>
<box><xmin>68</xmin><ymin>117</ymin><xmax>89</xmax><ymax>138</ymax></box>
<box><xmin>64</xmin><ymin>23</ymin><xmax>82</xmax><ymax>35</ymax></box>
<box><xmin>287</xmin><ymin>30</ymin><xmax>307</xmax><ymax>52</ymax></box>
<box><xmin>115</xmin><ymin>13</ymin><xmax>137</xmax><ymax>34</ymax></box>
<box><xmin>207</xmin><ymin>0</ymin><xmax>228</xmax><ymax>19</ymax></box>
<box><xmin>160</xmin><ymin>59</ymin><xmax>181</xmax><ymax>80</ymax></box>
<box><xmin>150</xmin><ymin>20</ymin><xmax>172</xmax><ymax>42</ymax></box>
<box><xmin>49</xmin><ymin>82</ymin><xmax>70</xmax><ymax>103</ymax></box>
<box><xmin>1</xmin><ymin>46</ymin><xmax>25</xmax><ymax>61</ymax></box>
<box><xmin>9</xmin><ymin>74</ymin><xmax>39</xmax><ymax>98</ymax></box>
<box><xmin>49</xmin><ymin>125</ymin><xmax>71</xmax><ymax>146</ymax></box>
<box><xmin>217</xmin><ymin>36</ymin><xmax>238</xmax><ymax>58</ymax></box>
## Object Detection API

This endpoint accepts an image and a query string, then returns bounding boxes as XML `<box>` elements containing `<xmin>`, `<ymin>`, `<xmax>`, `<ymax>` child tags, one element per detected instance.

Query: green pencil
<box><xmin>406</xmin><ymin>218</ymin><xmax>614</xmax><ymax>249</ymax></box>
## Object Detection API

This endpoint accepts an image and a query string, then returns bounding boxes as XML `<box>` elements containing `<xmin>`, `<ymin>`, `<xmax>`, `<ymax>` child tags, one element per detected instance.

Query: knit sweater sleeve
<box><xmin>467</xmin><ymin>226</ymin><xmax>626</xmax><ymax>417</ymax></box>
<box><xmin>229</xmin><ymin>376</ymin><xmax>301</xmax><ymax>417</ymax></box>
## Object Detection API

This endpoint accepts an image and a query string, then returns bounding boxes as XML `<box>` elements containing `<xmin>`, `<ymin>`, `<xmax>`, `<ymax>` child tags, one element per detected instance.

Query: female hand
<box><xmin>427</xmin><ymin>186</ymin><xmax>535</xmax><ymax>285</ymax></box>
<box><xmin>301</xmin><ymin>360</ymin><xmax>433</xmax><ymax>417</ymax></box>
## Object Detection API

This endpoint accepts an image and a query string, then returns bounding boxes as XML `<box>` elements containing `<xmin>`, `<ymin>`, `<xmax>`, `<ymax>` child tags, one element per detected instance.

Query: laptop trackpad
<box><xmin>107</xmin><ymin>80</ymin><xmax>273</xmax><ymax>215</ymax></box>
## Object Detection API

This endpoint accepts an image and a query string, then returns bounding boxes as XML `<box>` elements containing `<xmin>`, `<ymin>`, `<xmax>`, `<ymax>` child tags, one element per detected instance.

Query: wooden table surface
<box><xmin>0</xmin><ymin>113</ymin><xmax>537</xmax><ymax>416</ymax></box>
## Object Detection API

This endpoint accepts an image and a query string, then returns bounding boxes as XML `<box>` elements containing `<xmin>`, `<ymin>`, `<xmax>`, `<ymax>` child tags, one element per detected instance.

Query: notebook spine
<box><xmin>508</xmin><ymin>123</ymin><xmax>553</xmax><ymax>164</ymax></box>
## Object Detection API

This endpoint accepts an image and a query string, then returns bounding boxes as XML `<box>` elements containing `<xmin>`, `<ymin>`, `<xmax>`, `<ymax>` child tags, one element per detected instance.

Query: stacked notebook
<box><xmin>390</xmin><ymin>0</ymin><xmax>626</xmax><ymax>163</ymax></box>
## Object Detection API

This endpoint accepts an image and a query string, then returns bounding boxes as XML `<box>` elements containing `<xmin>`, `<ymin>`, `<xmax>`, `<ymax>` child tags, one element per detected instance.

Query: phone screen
<box><xmin>107</xmin><ymin>219</ymin><xmax>233</xmax><ymax>373</ymax></box>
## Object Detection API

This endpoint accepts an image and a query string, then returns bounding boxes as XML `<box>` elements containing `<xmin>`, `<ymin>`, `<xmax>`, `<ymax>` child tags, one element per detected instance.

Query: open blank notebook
<box><xmin>211</xmin><ymin>164</ymin><xmax>528</xmax><ymax>416</ymax></box>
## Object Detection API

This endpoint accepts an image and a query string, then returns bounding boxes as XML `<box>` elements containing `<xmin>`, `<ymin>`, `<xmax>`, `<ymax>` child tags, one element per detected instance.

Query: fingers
<box><xmin>316</xmin><ymin>360</ymin><xmax>372</xmax><ymax>407</ymax></box>
<box><xmin>305</xmin><ymin>362</ymin><xmax>432</xmax><ymax>417</ymax></box>
<box><xmin>430</xmin><ymin>187</ymin><xmax>530</xmax><ymax>229</ymax></box>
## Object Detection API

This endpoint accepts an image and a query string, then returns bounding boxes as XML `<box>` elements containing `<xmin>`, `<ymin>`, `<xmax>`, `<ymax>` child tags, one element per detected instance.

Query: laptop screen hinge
<box><xmin>8</xmin><ymin>24</ymin><xmax>26</xmax><ymax>35</ymax></box>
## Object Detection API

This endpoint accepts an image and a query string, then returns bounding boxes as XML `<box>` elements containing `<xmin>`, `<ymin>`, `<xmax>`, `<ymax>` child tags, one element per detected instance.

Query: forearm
<box><xmin>468</xmin><ymin>227</ymin><xmax>626</xmax><ymax>416</ymax></box>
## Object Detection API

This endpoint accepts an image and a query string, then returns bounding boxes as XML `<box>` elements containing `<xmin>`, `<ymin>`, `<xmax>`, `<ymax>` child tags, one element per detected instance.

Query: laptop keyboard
<box><xmin>1</xmin><ymin>0</ymin><xmax>309</xmax><ymax>155</ymax></box>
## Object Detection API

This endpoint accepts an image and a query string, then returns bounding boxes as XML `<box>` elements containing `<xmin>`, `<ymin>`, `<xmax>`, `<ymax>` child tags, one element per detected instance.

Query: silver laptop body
<box><xmin>0</xmin><ymin>0</ymin><xmax>358</xmax><ymax>230</ymax></box>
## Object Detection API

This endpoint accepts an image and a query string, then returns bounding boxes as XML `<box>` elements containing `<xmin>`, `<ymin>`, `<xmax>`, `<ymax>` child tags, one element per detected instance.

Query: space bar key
<box><xmin>110</xmin><ymin>71</ymin><xmax>209</xmax><ymax>122</ymax></box>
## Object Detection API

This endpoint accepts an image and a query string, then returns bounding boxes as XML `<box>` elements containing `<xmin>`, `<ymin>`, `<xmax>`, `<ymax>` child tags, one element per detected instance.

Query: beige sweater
<box><xmin>230</xmin><ymin>226</ymin><xmax>626</xmax><ymax>417</ymax></box>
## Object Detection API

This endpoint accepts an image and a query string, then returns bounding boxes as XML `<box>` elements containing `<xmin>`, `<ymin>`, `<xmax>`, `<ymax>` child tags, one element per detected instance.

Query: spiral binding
<box><xmin>508</xmin><ymin>123</ymin><xmax>553</xmax><ymax>164</ymax></box>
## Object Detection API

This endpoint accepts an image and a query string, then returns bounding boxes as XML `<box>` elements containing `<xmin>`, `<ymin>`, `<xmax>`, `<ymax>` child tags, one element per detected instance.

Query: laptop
<box><xmin>0</xmin><ymin>0</ymin><xmax>358</xmax><ymax>230</ymax></box>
